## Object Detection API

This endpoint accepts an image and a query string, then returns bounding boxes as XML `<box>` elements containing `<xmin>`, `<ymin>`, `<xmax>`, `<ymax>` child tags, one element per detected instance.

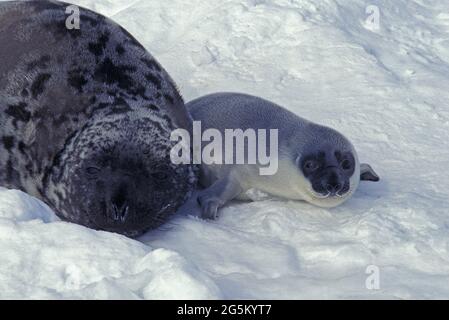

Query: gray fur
<box><xmin>0</xmin><ymin>1</ymin><xmax>197</xmax><ymax>237</ymax></box>
<box><xmin>187</xmin><ymin>92</ymin><xmax>378</xmax><ymax>219</ymax></box>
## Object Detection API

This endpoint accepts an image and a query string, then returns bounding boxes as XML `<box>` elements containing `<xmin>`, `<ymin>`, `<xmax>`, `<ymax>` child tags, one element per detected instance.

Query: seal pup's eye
<box><xmin>303</xmin><ymin>160</ymin><xmax>319</xmax><ymax>172</ymax></box>
<box><xmin>334</xmin><ymin>151</ymin><xmax>342</xmax><ymax>160</ymax></box>
<box><xmin>86</xmin><ymin>167</ymin><xmax>101</xmax><ymax>175</ymax></box>
<box><xmin>341</xmin><ymin>159</ymin><xmax>352</xmax><ymax>170</ymax></box>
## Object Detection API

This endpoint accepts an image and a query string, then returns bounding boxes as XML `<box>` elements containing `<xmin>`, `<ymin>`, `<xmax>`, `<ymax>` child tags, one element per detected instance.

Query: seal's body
<box><xmin>0</xmin><ymin>1</ymin><xmax>196</xmax><ymax>237</ymax></box>
<box><xmin>187</xmin><ymin>92</ymin><xmax>379</xmax><ymax>219</ymax></box>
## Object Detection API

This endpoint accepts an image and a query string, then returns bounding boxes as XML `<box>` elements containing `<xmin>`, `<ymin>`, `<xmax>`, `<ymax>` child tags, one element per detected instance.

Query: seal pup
<box><xmin>186</xmin><ymin>92</ymin><xmax>379</xmax><ymax>219</ymax></box>
<box><xmin>0</xmin><ymin>1</ymin><xmax>196</xmax><ymax>237</ymax></box>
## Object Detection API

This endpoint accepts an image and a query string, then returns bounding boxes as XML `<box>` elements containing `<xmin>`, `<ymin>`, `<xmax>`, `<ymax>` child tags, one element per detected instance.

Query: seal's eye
<box><xmin>151</xmin><ymin>171</ymin><xmax>169</xmax><ymax>181</ymax></box>
<box><xmin>86</xmin><ymin>167</ymin><xmax>100</xmax><ymax>175</ymax></box>
<box><xmin>341</xmin><ymin>159</ymin><xmax>352</xmax><ymax>170</ymax></box>
<box><xmin>304</xmin><ymin>160</ymin><xmax>319</xmax><ymax>172</ymax></box>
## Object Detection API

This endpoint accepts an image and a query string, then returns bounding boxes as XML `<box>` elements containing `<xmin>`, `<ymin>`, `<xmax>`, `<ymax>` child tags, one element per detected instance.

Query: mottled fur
<box><xmin>0</xmin><ymin>1</ymin><xmax>196</xmax><ymax>236</ymax></box>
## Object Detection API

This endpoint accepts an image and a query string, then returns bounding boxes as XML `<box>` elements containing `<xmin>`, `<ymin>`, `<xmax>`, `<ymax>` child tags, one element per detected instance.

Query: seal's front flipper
<box><xmin>360</xmin><ymin>163</ymin><xmax>380</xmax><ymax>182</ymax></box>
<box><xmin>197</xmin><ymin>177</ymin><xmax>243</xmax><ymax>220</ymax></box>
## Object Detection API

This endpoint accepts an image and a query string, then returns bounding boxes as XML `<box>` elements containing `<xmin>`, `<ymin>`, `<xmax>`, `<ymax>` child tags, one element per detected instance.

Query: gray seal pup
<box><xmin>186</xmin><ymin>92</ymin><xmax>379</xmax><ymax>219</ymax></box>
<box><xmin>0</xmin><ymin>1</ymin><xmax>197</xmax><ymax>237</ymax></box>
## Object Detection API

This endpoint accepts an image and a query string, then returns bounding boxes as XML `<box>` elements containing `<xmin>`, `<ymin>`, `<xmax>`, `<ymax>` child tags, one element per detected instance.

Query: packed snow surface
<box><xmin>1</xmin><ymin>0</ymin><xmax>449</xmax><ymax>299</ymax></box>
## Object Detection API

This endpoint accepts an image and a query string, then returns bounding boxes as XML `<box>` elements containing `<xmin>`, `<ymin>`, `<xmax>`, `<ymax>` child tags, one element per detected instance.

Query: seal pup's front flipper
<box><xmin>175</xmin><ymin>190</ymin><xmax>202</xmax><ymax>217</ymax></box>
<box><xmin>197</xmin><ymin>177</ymin><xmax>243</xmax><ymax>220</ymax></box>
<box><xmin>360</xmin><ymin>163</ymin><xmax>380</xmax><ymax>181</ymax></box>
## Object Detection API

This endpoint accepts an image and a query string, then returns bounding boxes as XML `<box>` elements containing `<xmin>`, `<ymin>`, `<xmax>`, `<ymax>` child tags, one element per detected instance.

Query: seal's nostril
<box><xmin>112</xmin><ymin>203</ymin><xmax>128</xmax><ymax>222</ymax></box>
<box><xmin>112</xmin><ymin>204</ymin><xmax>119</xmax><ymax>221</ymax></box>
<box><xmin>325</xmin><ymin>182</ymin><xmax>342</xmax><ymax>194</ymax></box>
<box><xmin>112</xmin><ymin>186</ymin><xmax>127</xmax><ymax>209</ymax></box>
<box><xmin>120</xmin><ymin>205</ymin><xmax>129</xmax><ymax>223</ymax></box>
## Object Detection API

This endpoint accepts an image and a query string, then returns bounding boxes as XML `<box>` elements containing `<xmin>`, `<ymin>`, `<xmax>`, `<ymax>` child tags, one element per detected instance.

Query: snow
<box><xmin>1</xmin><ymin>0</ymin><xmax>449</xmax><ymax>299</ymax></box>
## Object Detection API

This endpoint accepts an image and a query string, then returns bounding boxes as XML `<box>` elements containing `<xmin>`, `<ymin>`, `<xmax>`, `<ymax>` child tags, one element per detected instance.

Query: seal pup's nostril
<box><xmin>325</xmin><ymin>182</ymin><xmax>342</xmax><ymax>194</ymax></box>
<box><xmin>325</xmin><ymin>184</ymin><xmax>335</xmax><ymax>193</ymax></box>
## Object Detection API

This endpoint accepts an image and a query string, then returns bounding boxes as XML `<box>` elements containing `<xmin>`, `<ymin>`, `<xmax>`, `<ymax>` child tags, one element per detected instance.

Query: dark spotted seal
<box><xmin>0</xmin><ymin>0</ymin><xmax>197</xmax><ymax>237</ymax></box>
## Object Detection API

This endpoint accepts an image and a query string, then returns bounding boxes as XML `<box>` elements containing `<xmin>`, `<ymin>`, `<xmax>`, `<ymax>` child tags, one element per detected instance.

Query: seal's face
<box><xmin>69</xmin><ymin>151</ymin><xmax>189</xmax><ymax>237</ymax></box>
<box><xmin>300</xmin><ymin>148</ymin><xmax>356</xmax><ymax>198</ymax></box>
<box><xmin>46</xmin><ymin>114</ymin><xmax>196</xmax><ymax>237</ymax></box>
<box><xmin>293</xmin><ymin>133</ymin><xmax>360</xmax><ymax>208</ymax></box>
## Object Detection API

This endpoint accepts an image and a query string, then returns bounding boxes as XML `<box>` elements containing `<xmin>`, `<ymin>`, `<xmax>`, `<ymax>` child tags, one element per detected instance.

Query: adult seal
<box><xmin>0</xmin><ymin>1</ymin><xmax>197</xmax><ymax>237</ymax></box>
<box><xmin>186</xmin><ymin>92</ymin><xmax>379</xmax><ymax>219</ymax></box>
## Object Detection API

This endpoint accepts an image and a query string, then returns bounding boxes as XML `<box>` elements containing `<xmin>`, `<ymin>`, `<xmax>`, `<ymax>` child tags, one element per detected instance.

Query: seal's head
<box><xmin>45</xmin><ymin>109</ymin><xmax>196</xmax><ymax>237</ymax></box>
<box><xmin>296</xmin><ymin>126</ymin><xmax>379</xmax><ymax>207</ymax></box>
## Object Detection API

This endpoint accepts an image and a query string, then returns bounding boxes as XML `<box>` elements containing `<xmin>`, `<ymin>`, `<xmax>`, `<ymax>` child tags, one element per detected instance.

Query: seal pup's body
<box><xmin>187</xmin><ymin>92</ymin><xmax>379</xmax><ymax>219</ymax></box>
<box><xmin>0</xmin><ymin>1</ymin><xmax>196</xmax><ymax>237</ymax></box>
